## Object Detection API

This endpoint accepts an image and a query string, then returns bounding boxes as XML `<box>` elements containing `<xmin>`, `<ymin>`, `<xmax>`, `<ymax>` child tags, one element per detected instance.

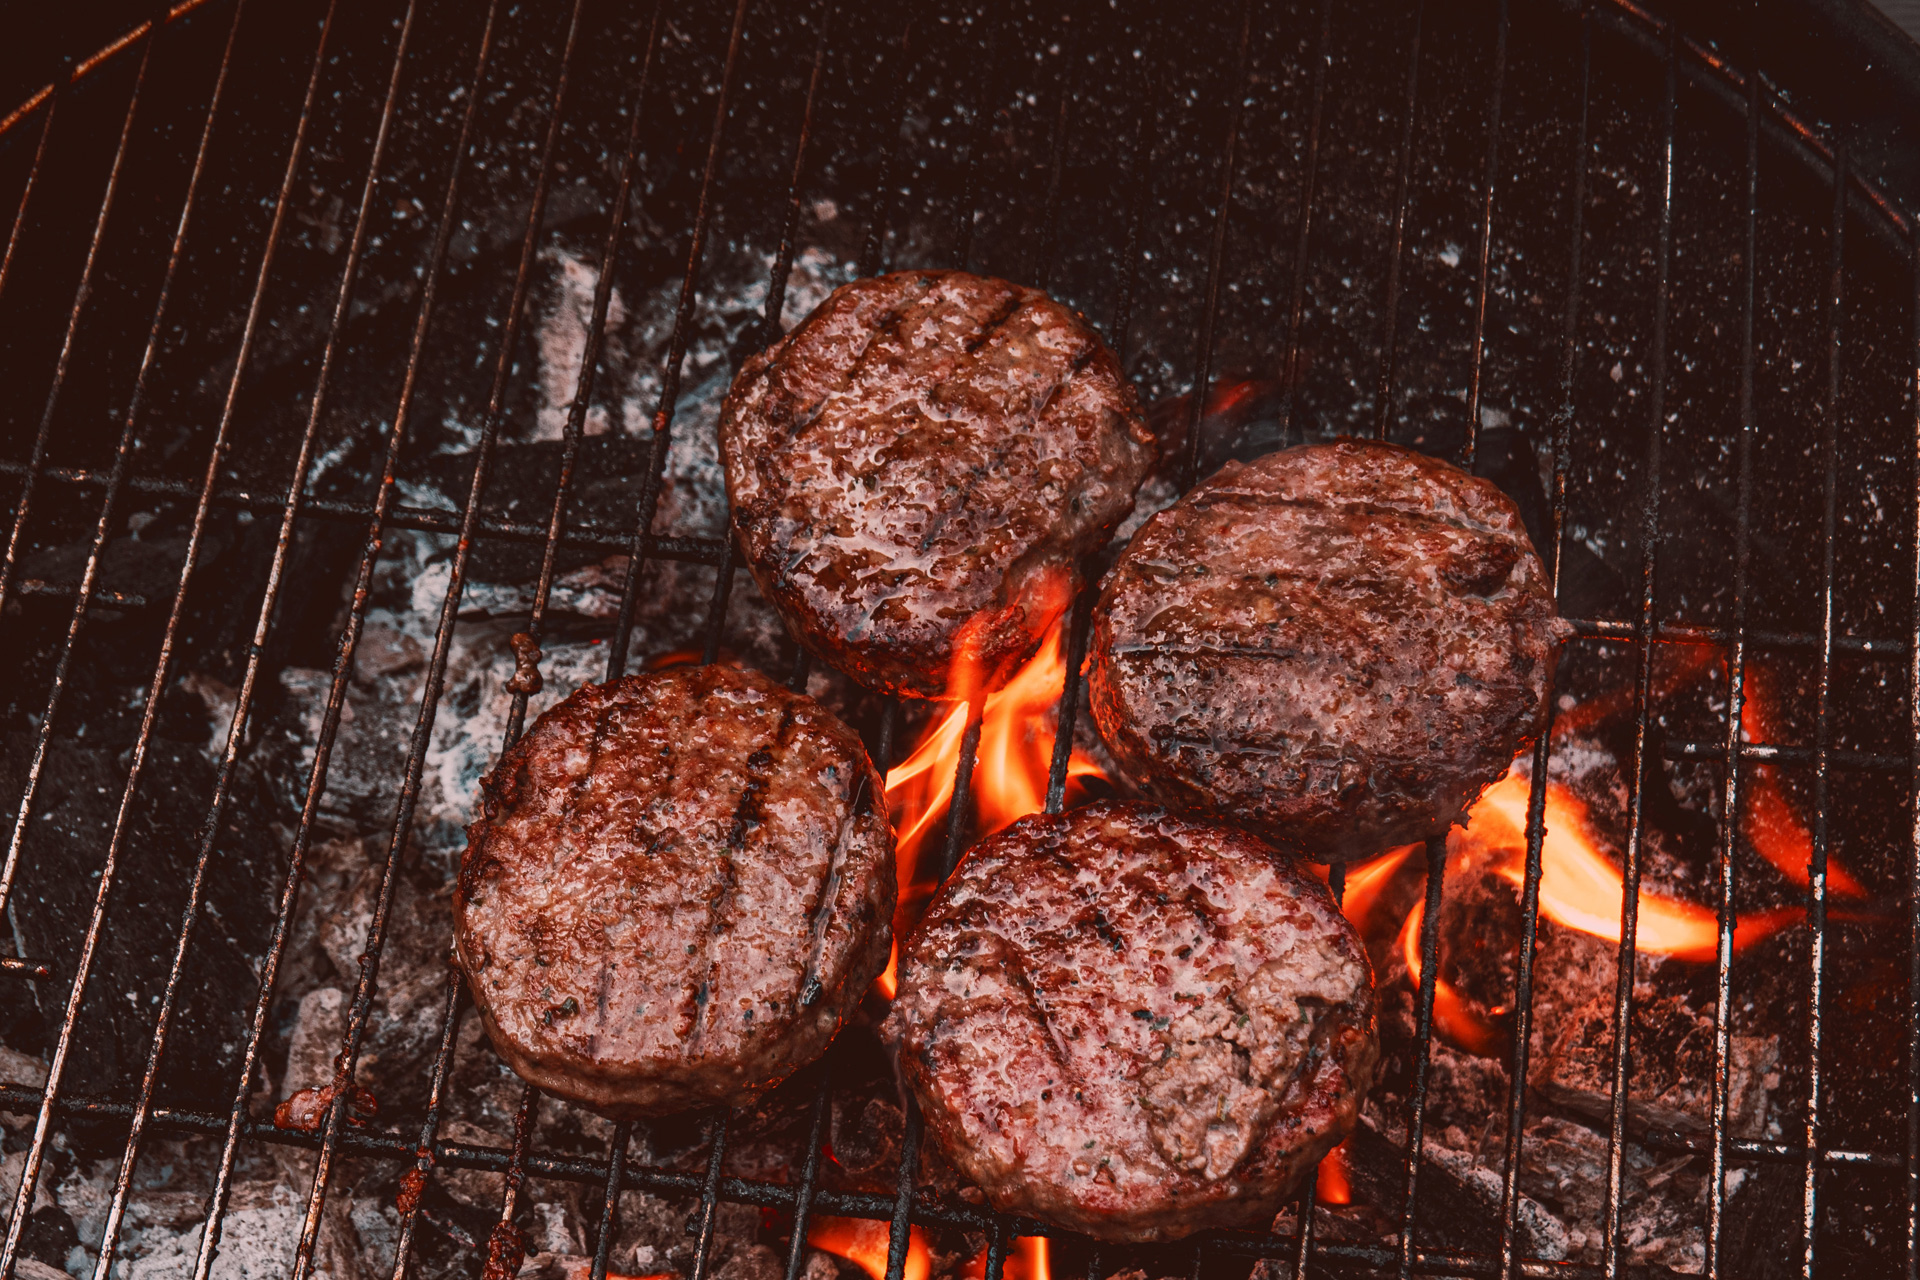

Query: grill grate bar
<box><xmin>21</xmin><ymin>440</ymin><xmax>1920</xmax><ymax>652</ymax></box>
<box><xmin>881</xmin><ymin>1097</ymin><xmax>923</xmax><ymax>1280</ymax></box>
<box><xmin>1043</xmin><ymin>583</ymin><xmax>1097</xmax><ymax>815</ymax></box>
<box><xmin>485</xmin><ymin>1085</ymin><xmax>543</xmax><ymax>1280</ymax></box>
<box><xmin>3</xmin><ymin>1076</ymin><xmax>1897</xmax><ymax>1187</ymax></box>
<box><xmin>759</xmin><ymin>0</ymin><xmax>836</xmax><ymax>348</ymax></box>
<box><xmin>703</xmin><ymin>537</ymin><xmax>739</xmax><ymax>666</ymax></box>
<box><xmin>858</xmin><ymin>15</ymin><xmax>914</xmax><ymax>280</ymax></box>
<box><xmin>1600</xmin><ymin>19</ymin><xmax>1678</xmax><ymax>1278</ymax></box>
<box><xmin>1566</xmin><ymin>616</ymin><xmax>1908</xmax><ymax>656</ymax></box>
<box><xmin>1372</xmin><ymin>0</ymin><xmax>1427</xmax><ymax>442</ymax></box>
<box><xmin>186</xmin><ymin>0</ymin><xmax>504</xmax><ymax>1270</ymax></box>
<box><xmin>0</xmin><ymin>460</ymin><xmax>730</xmax><ymax>561</ymax></box>
<box><xmin>1705</xmin><ymin>20</ymin><xmax>1762</xmax><ymax>1277</ymax></box>
<box><xmin>1396</xmin><ymin>835</ymin><xmax>1453</xmax><ymax>1278</ymax></box>
<box><xmin>1663</xmin><ymin>740</ymin><xmax>1907</xmax><ymax>772</ymax></box>
<box><xmin>0</xmin><ymin>36</ymin><xmax>133</xmax><ymax>628</ymax></box>
<box><xmin>688</xmin><ymin>1113</ymin><xmax>734</xmax><ymax>1280</ymax></box>
<box><xmin>1497</xmin><ymin>12</ymin><xmax>1592</xmax><ymax>1278</ymax></box>
<box><xmin>605</xmin><ymin>0</ymin><xmax>751</xmax><ymax>684</ymax></box>
<box><xmin>588</xmin><ymin>1122</ymin><xmax>634</xmax><ymax>1280</ymax></box>
<box><xmin>279</xmin><ymin>0</ymin><xmax>592</xmax><ymax>1269</ymax></box>
<box><xmin>1800</xmin><ymin>134</ymin><xmax>1848</xmax><ymax>1280</ymax></box>
<box><xmin>1292</xmin><ymin>857</ymin><xmax>1349</xmax><ymax>1277</ymax></box>
<box><xmin>949</xmin><ymin>2</ymin><xmax>1002</xmax><ymax>271</ymax></box>
<box><xmin>81</xmin><ymin>0</ymin><xmax>431</xmax><ymax>1273</ymax></box>
<box><xmin>1107</xmin><ymin>38</ymin><xmax>1153</xmax><ymax>370</ymax></box>
<box><xmin>1908</xmin><ymin>209</ymin><xmax>1920</xmax><ymax>1280</ymax></box>
<box><xmin>0</xmin><ymin>16</ymin><xmax>165</xmax><ymax>920</ymax></box>
<box><xmin>0</xmin><ymin>53</ymin><xmax>61</xmax><ymax>297</ymax></box>
<box><xmin>1029</xmin><ymin>3</ymin><xmax>1080</xmax><ymax>293</ymax></box>
<box><xmin>1276</xmin><ymin>0</ymin><xmax>1333</xmax><ymax>447</ymax></box>
<box><xmin>1175</xmin><ymin>0</ymin><xmax>1251</xmax><ymax>494</ymax></box>
<box><xmin>984</xmin><ymin>1213</ymin><xmax>1010</xmax><ymax>1280</ymax></box>
<box><xmin>389</xmin><ymin>968</ymin><xmax>466</xmax><ymax>1280</ymax></box>
<box><xmin>1461</xmin><ymin>0</ymin><xmax>1510</xmax><ymax>472</ymax></box>
<box><xmin>503</xmin><ymin>0</ymin><xmax>666</xmax><ymax>749</ymax></box>
<box><xmin>1281</xmin><ymin>3</ymin><xmax>1344</xmax><ymax>1263</ymax></box>
<box><xmin>781</xmin><ymin>1079</ymin><xmax>834</xmax><ymax>1280</ymax></box>
<box><xmin>3</xmin><ymin>2</ymin><xmax>362</xmax><ymax>1277</ymax></box>
<box><xmin>398</xmin><ymin>0</ymin><xmax>745</xmax><ymax>1274</ymax></box>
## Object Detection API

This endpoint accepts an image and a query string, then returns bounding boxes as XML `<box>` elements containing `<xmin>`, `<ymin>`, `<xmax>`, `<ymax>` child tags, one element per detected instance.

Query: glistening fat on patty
<box><xmin>1088</xmin><ymin>438</ymin><xmax>1570</xmax><ymax>860</ymax></box>
<box><xmin>721</xmin><ymin>269</ymin><xmax>1157</xmax><ymax>699</ymax></box>
<box><xmin>884</xmin><ymin>801</ymin><xmax>1377</xmax><ymax>1242</ymax></box>
<box><xmin>454</xmin><ymin>663</ymin><xmax>895</xmax><ymax>1117</ymax></box>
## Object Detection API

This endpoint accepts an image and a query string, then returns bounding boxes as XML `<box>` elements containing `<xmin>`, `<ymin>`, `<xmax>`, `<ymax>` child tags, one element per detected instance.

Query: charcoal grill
<box><xmin>0</xmin><ymin>0</ymin><xmax>1916</xmax><ymax>1277</ymax></box>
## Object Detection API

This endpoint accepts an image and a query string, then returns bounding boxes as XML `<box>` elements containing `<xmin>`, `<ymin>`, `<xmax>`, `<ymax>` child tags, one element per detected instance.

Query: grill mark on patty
<box><xmin>689</xmin><ymin>699</ymin><xmax>798</xmax><ymax>1043</ymax></box>
<box><xmin>778</xmin><ymin>276</ymin><xmax>939</xmax><ymax>443</ymax></box>
<box><xmin>962</xmin><ymin>290</ymin><xmax>1026</xmax><ymax>354</ymax></box>
<box><xmin>1111</xmin><ymin>643</ymin><xmax>1306</xmax><ymax>663</ymax></box>
<box><xmin>798</xmin><ymin>767</ymin><xmax>872</xmax><ymax>1008</ymax></box>
<box><xmin>560</xmin><ymin>695</ymin><xmax>620</xmax><ymax>829</ymax></box>
<box><xmin>760</xmin><ymin>285</ymin><xmax>944</xmax><ymax>582</ymax></box>
<box><xmin>980</xmin><ymin>928</ymin><xmax>1081</xmax><ymax>1089</ymax></box>
<box><xmin>1183</xmin><ymin>488</ymin><xmax>1506</xmax><ymax>538</ymax></box>
<box><xmin>1028</xmin><ymin>340</ymin><xmax>1100</xmax><ymax>428</ymax></box>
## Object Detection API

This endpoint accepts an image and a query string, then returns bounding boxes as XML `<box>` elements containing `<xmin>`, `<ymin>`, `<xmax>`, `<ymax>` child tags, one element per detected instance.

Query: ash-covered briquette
<box><xmin>720</xmin><ymin>270</ymin><xmax>1158</xmax><ymax>699</ymax></box>
<box><xmin>454</xmin><ymin>663</ymin><xmax>894</xmax><ymax>1117</ymax></box>
<box><xmin>884</xmin><ymin>801</ymin><xmax>1378</xmax><ymax>1242</ymax></box>
<box><xmin>1088</xmin><ymin>438</ymin><xmax>1570</xmax><ymax>860</ymax></box>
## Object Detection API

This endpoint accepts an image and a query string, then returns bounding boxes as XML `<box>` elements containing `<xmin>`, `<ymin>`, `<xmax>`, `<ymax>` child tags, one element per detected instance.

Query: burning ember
<box><xmin>806</xmin><ymin>1217</ymin><xmax>931</xmax><ymax>1280</ymax></box>
<box><xmin>877</xmin><ymin>590</ymin><xmax>1108</xmax><ymax>999</ymax></box>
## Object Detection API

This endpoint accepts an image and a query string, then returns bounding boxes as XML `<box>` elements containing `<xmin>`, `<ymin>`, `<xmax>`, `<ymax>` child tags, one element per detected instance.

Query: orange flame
<box><xmin>1389</xmin><ymin>770</ymin><xmax>1808</xmax><ymax>1056</ymax></box>
<box><xmin>877</xmin><ymin>582</ymin><xmax>1108</xmax><ymax>999</ymax></box>
<box><xmin>873</xmin><ymin>939</ymin><xmax>900</xmax><ymax>1002</ymax></box>
<box><xmin>1323</xmin><ymin>843</ymin><xmax>1420</xmax><ymax>932</ymax></box>
<box><xmin>959</xmin><ymin>1237</ymin><xmax>1050</xmax><ymax>1280</ymax></box>
<box><xmin>1464</xmin><ymin>773</ymin><xmax>1799</xmax><ymax>960</ymax></box>
<box><xmin>1314</xmin><ymin>1139</ymin><xmax>1353</xmax><ymax>1205</ymax></box>
<box><xmin>1397</xmin><ymin>897</ymin><xmax>1509</xmax><ymax>1059</ymax></box>
<box><xmin>806</xmin><ymin>1217</ymin><xmax>930</xmax><ymax>1280</ymax></box>
<box><xmin>1739</xmin><ymin>667</ymin><xmax>1867</xmax><ymax>898</ymax></box>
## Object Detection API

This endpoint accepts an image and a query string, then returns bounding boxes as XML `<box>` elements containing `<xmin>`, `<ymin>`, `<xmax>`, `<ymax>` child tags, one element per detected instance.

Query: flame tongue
<box><xmin>1314</xmin><ymin>1139</ymin><xmax>1353</xmax><ymax>1205</ymax></box>
<box><xmin>877</xmin><ymin>575</ymin><xmax>1108</xmax><ymax>1000</ymax></box>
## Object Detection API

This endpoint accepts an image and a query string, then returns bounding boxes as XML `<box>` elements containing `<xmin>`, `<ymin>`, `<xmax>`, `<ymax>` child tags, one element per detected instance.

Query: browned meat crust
<box><xmin>454</xmin><ymin>664</ymin><xmax>894</xmax><ymax>1117</ymax></box>
<box><xmin>720</xmin><ymin>270</ymin><xmax>1156</xmax><ymax>698</ymax></box>
<box><xmin>883</xmin><ymin>801</ymin><xmax>1377</xmax><ymax>1241</ymax></box>
<box><xmin>1088</xmin><ymin>439</ymin><xmax>1568</xmax><ymax>860</ymax></box>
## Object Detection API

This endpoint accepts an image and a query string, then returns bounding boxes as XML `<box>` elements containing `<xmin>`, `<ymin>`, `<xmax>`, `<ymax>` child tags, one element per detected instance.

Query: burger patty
<box><xmin>884</xmin><ymin>801</ymin><xmax>1376</xmax><ymax>1242</ymax></box>
<box><xmin>720</xmin><ymin>270</ymin><xmax>1156</xmax><ymax>699</ymax></box>
<box><xmin>454</xmin><ymin>664</ymin><xmax>894</xmax><ymax>1117</ymax></box>
<box><xmin>1088</xmin><ymin>439</ymin><xmax>1568</xmax><ymax>859</ymax></box>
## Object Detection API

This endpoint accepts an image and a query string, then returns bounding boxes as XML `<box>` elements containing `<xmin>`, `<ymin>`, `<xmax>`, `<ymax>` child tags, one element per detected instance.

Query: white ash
<box><xmin>523</xmin><ymin>242</ymin><xmax>853</xmax><ymax>451</ymax></box>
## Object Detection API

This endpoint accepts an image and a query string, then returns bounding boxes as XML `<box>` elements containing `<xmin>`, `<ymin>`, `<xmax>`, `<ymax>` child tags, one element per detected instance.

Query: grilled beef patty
<box><xmin>720</xmin><ymin>270</ymin><xmax>1156</xmax><ymax>699</ymax></box>
<box><xmin>1088</xmin><ymin>439</ymin><xmax>1567</xmax><ymax>860</ymax></box>
<box><xmin>884</xmin><ymin>801</ymin><xmax>1376</xmax><ymax>1241</ymax></box>
<box><xmin>454</xmin><ymin>664</ymin><xmax>894</xmax><ymax>1117</ymax></box>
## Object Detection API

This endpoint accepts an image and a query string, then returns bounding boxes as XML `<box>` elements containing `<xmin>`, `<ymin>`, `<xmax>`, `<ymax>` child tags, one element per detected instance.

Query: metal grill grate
<box><xmin>0</xmin><ymin>1</ymin><xmax>1916</xmax><ymax>1278</ymax></box>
